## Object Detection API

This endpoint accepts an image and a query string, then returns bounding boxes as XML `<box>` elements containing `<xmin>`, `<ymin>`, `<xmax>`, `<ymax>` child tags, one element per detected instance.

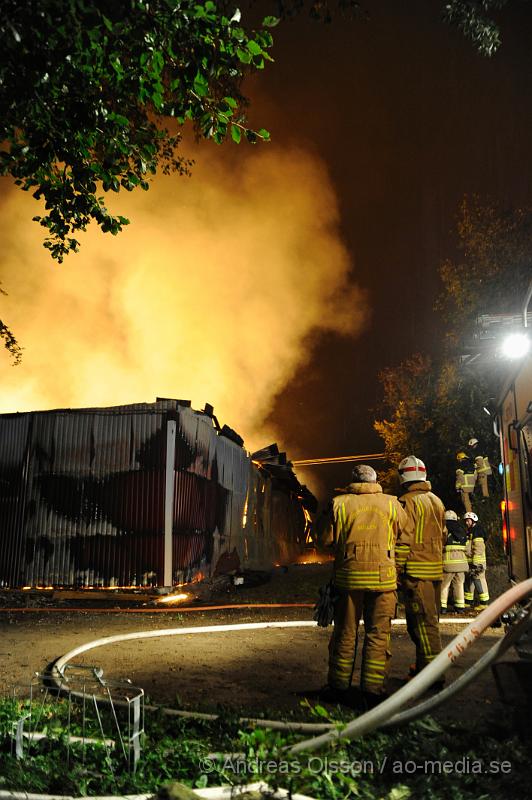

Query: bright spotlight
<box><xmin>501</xmin><ymin>332</ymin><xmax>530</xmax><ymax>360</ymax></box>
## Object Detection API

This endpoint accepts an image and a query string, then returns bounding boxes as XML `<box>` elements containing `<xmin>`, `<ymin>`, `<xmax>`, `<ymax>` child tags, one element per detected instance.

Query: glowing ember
<box><xmin>296</xmin><ymin>550</ymin><xmax>333</xmax><ymax>565</ymax></box>
<box><xmin>157</xmin><ymin>592</ymin><xmax>191</xmax><ymax>605</ymax></box>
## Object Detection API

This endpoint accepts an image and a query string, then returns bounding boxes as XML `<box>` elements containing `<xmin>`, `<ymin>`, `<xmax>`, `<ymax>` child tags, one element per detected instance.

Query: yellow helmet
<box><xmin>456</xmin><ymin>452</ymin><xmax>467</xmax><ymax>461</ymax></box>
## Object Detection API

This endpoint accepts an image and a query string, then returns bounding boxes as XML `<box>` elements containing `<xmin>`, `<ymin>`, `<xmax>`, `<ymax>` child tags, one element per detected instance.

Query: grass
<box><xmin>0</xmin><ymin>695</ymin><xmax>530</xmax><ymax>799</ymax></box>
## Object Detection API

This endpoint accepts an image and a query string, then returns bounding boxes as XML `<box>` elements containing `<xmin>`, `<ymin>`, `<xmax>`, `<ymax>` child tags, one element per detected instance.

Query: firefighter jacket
<box><xmin>319</xmin><ymin>482</ymin><xmax>407</xmax><ymax>592</ymax></box>
<box><xmin>474</xmin><ymin>456</ymin><xmax>492</xmax><ymax>477</ymax></box>
<box><xmin>458</xmin><ymin>454</ymin><xmax>476</xmax><ymax>472</ymax></box>
<box><xmin>466</xmin><ymin>524</ymin><xmax>488</xmax><ymax>569</ymax></box>
<box><xmin>443</xmin><ymin>519</ymin><xmax>469</xmax><ymax>573</ymax></box>
<box><xmin>396</xmin><ymin>481</ymin><xmax>445</xmax><ymax>581</ymax></box>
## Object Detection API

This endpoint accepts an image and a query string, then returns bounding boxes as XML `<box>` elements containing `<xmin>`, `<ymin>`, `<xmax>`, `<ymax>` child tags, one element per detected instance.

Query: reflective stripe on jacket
<box><xmin>396</xmin><ymin>481</ymin><xmax>445</xmax><ymax>580</ymax></box>
<box><xmin>443</xmin><ymin>519</ymin><xmax>468</xmax><ymax>573</ymax></box>
<box><xmin>475</xmin><ymin>456</ymin><xmax>492</xmax><ymax>476</ymax></box>
<box><xmin>455</xmin><ymin>469</ymin><xmax>476</xmax><ymax>490</ymax></box>
<box><xmin>319</xmin><ymin>482</ymin><xmax>407</xmax><ymax>591</ymax></box>
<box><xmin>467</xmin><ymin>534</ymin><xmax>487</xmax><ymax>568</ymax></box>
<box><xmin>443</xmin><ymin>544</ymin><xmax>468</xmax><ymax>573</ymax></box>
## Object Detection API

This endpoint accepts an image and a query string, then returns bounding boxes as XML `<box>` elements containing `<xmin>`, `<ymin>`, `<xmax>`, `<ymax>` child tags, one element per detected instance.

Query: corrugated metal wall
<box><xmin>0</xmin><ymin>401</ymin><xmax>308</xmax><ymax>588</ymax></box>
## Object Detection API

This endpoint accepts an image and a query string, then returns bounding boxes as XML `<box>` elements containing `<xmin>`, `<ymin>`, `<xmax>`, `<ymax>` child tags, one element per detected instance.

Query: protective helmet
<box><xmin>456</xmin><ymin>452</ymin><xmax>467</xmax><ymax>461</ymax></box>
<box><xmin>398</xmin><ymin>455</ymin><xmax>426</xmax><ymax>484</ymax></box>
<box><xmin>444</xmin><ymin>510</ymin><xmax>458</xmax><ymax>521</ymax></box>
<box><xmin>468</xmin><ymin>438</ymin><xmax>479</xmax><ymax>447</ymax></box>
<box><xmin>351</xmin><ymin>464</ymin><xmax>377</xmax><ymax>483</ymax></box>
<box><xmin>463</xmin><ymin>511</ymin><xmax>478</xmax><ymax>523</ymax></box>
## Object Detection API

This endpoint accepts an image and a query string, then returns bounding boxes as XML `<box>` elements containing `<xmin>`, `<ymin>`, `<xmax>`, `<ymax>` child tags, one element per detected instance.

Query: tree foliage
<box><xmin>0</xmin><ymin>2</ymin><xmax>522</xmax><ymax>363</ymax></box>
<box><xmin>375</xmin><ymin>354</ymin><xmax>498</xmax><ymax>507</ymax></box>
<box><xmin>373</xmin><ymin>197</ymin><xmax>529</xmax><ymax>535</ymax></box>
<box><xmin>437</xmin><ymin>196</ymin><xmax>532</xmax><ymax>341</ymax></box>
<box><xmin>0</xmin><ymin>0</ymin><xmax>275</xmax><ymax>262</ymax></box>
<box><xmin>277</xmin><ymin>0</ymin><xmax>509</xmax><ymax>55</ymax></box>
<box><xmin>0</xmin><ymin>285</ymin><xmax>22</xmax><ymax>366</ymax></box>
<box><xmin>442</xmin><ymin>0</ymin><xmax>510</xmax><ymax>56</ymax></box>
<box><xmin>0</xmin><ymin>1</ymin><xmax>516</xmax><ymax>266</ymax></box>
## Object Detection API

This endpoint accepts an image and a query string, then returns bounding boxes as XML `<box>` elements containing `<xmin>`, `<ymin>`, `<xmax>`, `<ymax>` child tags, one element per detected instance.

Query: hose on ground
<box><xmin>289</xmin><ymin>577</ymin><xmax>532</xmax><ymax>753</ymax></box>
<box><xmin>382</xmin><ymin>600</ymin><xmax>532</xmax><ymax>728</ymax></box>
<box><xmin>46</xmin><ymin>616</ymin><xmax>473</xmax><ymax>734</ymax></box>
<box><xmin>47</xmin><ymin>580</ymin><xmax>532</xmax><ymax>743</ymax></box>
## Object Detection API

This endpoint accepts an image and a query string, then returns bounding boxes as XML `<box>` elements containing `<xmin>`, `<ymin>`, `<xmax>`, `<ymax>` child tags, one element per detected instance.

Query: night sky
<box><xmin>254</xmin><ymin>0</ymin><xmax>532</xmax><ymax>495</ymax></box>
<box><xmin>2</xmin><ymin>1</ymin><xmax>532</xmax><ymax>504</ymax></box>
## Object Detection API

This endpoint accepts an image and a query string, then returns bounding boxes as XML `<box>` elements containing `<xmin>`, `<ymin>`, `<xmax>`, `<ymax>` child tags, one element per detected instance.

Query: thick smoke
<box><xmin>0</xmin><ymin>145</ymin><xmax>368</xmax><ymax>450</ymax></box>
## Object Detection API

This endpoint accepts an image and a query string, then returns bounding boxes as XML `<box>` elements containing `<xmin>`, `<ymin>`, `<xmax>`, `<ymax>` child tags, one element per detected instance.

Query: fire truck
<box><xmin>498</xmin><ymin>353</ymin><xmax>532</xmax><ymax>582</ymax></box>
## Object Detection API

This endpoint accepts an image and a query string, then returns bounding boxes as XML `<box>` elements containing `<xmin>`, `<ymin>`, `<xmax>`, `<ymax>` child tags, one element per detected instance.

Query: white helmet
<box><xmin>463</xmin><ymin>511</ymin><xmax>478</xmax><ymax>522</ymax></box>
<box><xmin>444</xmin><ymin>510</ymin><xmax>458</xmax><ymax>521</ymax></box>
<box><xmin>468</xmin><ymin>438</ymin><xmax>479</xmax><ymax>447</ymax></box>
<box><xmin>398</xmin><ymin>455</ymin><xmax>427</xmax><ymax>484</ymax></box>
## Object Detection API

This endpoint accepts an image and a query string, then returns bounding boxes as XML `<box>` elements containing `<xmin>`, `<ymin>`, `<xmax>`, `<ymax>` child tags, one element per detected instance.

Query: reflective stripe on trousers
<box><xmin>402</xmin><ymin>576</ymin><xmax>442</xmax><ymax>671</ymax></box>
<box><xmin>464</xmin><ymin>570</ymin><xmax>489</xmax><ymax>604</ymax></box>
<box><xmin>440</xmin><ymin>571</ymin><xmax>465</xmax><ymax>609</ymax></box>
<box><xmin>328</xmin><ymin>588</ymin><xmax>396</xmax><ymax>694</ymax></box>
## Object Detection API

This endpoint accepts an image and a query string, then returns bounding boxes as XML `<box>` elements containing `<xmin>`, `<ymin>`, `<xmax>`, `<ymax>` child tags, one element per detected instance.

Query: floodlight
<box><xmin>501</xmin><ymin>332</ymin><xmax>530</xmax><ymax>360</ymax></box>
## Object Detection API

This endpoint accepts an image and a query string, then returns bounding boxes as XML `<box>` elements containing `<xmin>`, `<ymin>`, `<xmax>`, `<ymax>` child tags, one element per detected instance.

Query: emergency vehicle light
<box><xmin>500</xmin><ymin>500</ymin><xmax>508</xmax><ymax>549</ymax></box>
<box><xmin>501</xmin><ymin>332</ymin><xmax>530</xmax><ymax>360</ymax></box>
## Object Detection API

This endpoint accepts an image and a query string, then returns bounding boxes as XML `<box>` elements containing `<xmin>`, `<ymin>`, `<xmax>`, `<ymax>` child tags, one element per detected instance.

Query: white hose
<box><xmin>0</xmin><ymin>785</ymin><xmax>315</xmax><ymax>800</ymax></box>
<box><xmin>48</xmin><ymin>578</ymin><xmax>532</xmax><ymax>746</ymax></box>
<box><xmin>289</xmin><ymin>577</ymin><xmax>532</xmax><ymax>753</ymax></box>
<box><xmin>48</xmin><ymin>618</ymin><xmax>440</xmax><ymax>735</ymax></box>
<box><xmin>382</xmin><ymin>602</ymin><xmax>531</xmax><ymax>727</ymax></box>
<box><xmin>50</xmin><ymin>621</ymin><xmax>332</xmax><ymax>734</ymax></box>
<box><xmin>0</xmin><ymin>795</ymin><xmax>150</xmax><ymax>800</ymax></box>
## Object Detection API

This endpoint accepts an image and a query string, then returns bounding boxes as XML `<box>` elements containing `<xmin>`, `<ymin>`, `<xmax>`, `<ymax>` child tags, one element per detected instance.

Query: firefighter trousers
<box><xmin>328</xmin><ymin>588</ymin><xmax>396</xmax><ymax>695</ymax></box>
<box><xmin>464</xmin><ymin>569</ymin><xmax>489</xmax><ymax>605</ymax></box>
<box><xmin>402</xmin><ymin>576</ymin><xmax>442</xmax><ymax>672</ymax></box>
<box><xmin>440</xmin><ymin>572</ymin><xmax>465</xmax><ymax>609</ymax></box>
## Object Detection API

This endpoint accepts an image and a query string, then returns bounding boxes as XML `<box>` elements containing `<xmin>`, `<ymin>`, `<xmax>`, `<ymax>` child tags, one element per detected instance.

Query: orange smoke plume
<box><xmin>0</xmin><ymin>144</ymin><xmax>368</xmax><ymax>448</ymax></box>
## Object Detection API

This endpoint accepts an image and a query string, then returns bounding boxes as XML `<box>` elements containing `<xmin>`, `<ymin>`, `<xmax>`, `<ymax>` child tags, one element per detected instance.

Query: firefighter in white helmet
<box><xmin>463</xmin><ymin>511</ymin><xmax>490</xmax><ymax>609</ymax></box>
<box><xmin>318</xmin><ymin>464</ymin><xmax>408</xmax><ymax>708</ymax></box>
<box><xmin>440</xmin><ymin>510</ymin><xmax>469</xmax><ymax>613</ymax></box>
<box><xmin>395</xmin><ymin>456</ymin><xmax>446</xmax><ymax>677</ymax></box>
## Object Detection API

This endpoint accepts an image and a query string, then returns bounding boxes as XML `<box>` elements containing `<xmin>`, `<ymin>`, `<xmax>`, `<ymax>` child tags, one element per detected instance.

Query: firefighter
<box><xmin>455</xmin><ymin>451</ymin><xmax>476</xmax><ymax>512</ymax></box>
<box><xmin>395</xmin><ymin>456</ymin><xmax>446</xmax><ymax>677</ymax></box>
<box><xmin>318</xmin><ymin>464</ymin><xmax>407</xmax><ymax>707</ymax></box>
<box><xmin>467</xmin><ymin>437</ymin><xmax>492</xmax><ymax>498</ymax></box>
<box><xmin>463</xmin><ymin>511</ymin><xmax>490</xmax><ymax>609</ymax></box>
<box><xmin>440</xmin><ymin>510</ymin><xmax>469</xmax><ymax>613</ymax></box>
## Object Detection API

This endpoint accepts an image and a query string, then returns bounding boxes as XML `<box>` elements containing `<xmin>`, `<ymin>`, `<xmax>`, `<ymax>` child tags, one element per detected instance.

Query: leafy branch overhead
<box><xmin>0</xmin><ymin>287</ymin><xmax>22</xmax><ymax>368</ymax></box>
<box><xmin>0</xmin><ymin>0</ymin><xmax>275</xmax><ymax>261</ymax></box>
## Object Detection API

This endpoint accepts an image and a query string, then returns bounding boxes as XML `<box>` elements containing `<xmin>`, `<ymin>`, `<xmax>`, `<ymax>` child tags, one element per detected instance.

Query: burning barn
<box><xmin>0</xmin><ymin>399</ymin><xmax>316</xmax><ymax>589</ymax></box>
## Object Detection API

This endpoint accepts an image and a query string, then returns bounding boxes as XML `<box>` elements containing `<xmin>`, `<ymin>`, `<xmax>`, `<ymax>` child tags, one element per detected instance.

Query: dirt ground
<box><xmin>0</xmin><ymin>563</ymin><xmax>517</xmax><ymax>727</ymax></box>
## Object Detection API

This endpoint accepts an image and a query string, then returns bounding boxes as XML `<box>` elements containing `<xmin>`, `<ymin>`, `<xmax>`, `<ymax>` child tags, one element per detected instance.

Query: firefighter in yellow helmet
<box><xmin>317</xmin><ymin>464</ymin><xmax>407</xmax><ymax>708</ymax></box>
<box><xmin>395</xmin><ymin>456</ymin><xmax>446</xmax><ymax>677</ymax></box>
<box><xmin>455</xmin><ymin>451</ymin><xmax>476</xmax><ymax>512</ymax></box>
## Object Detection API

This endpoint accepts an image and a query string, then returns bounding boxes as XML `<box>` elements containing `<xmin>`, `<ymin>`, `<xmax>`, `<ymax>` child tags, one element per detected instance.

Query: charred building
<box><xmin>0</xmin><ymin>399</ymin><xmax>316</xmax><ymax>588</ymax></box>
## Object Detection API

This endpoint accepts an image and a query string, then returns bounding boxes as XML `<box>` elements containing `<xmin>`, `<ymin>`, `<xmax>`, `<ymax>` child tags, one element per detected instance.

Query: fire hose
<box><xmin>289</xmin><ymin>577</ymin><xmax>532</xmax><ymax>752</ymax></box>
<box><xmin>47</xmin><ymin>577</ymin><xmax>532</xmax><ymax>745</ymax></box>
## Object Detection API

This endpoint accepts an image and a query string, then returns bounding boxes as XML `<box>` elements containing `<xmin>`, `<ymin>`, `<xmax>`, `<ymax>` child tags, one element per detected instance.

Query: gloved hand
<box><xmin>470</xmin><ymin>564</ymin><xmax>483</xmax><ymax>577</ymax></box>
<box><xmin>313</xmin><ymin>581</ymin><xmax>337</xmax><ymax>627</ymax></box>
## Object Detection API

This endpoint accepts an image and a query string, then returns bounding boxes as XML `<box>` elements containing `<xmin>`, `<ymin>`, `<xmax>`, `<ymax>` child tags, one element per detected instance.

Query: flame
<box><xmin>157</xmin><ymin>592</ymin><xmax>191</xmax><ymax>605</ymax></box>
<box><xmin>303</xmin><ymin>507</ymin><xmax>313</xmax><ymax>545</ymax></box>
<box><xmin>295</xmin><ymin>549</ymin><xmax>333</xmax><ymax>565</ymax></box>
<box><xmin>21</xmin><ymin>585</ymin><xmax>54</xmax><ymax>590</ymax></box>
